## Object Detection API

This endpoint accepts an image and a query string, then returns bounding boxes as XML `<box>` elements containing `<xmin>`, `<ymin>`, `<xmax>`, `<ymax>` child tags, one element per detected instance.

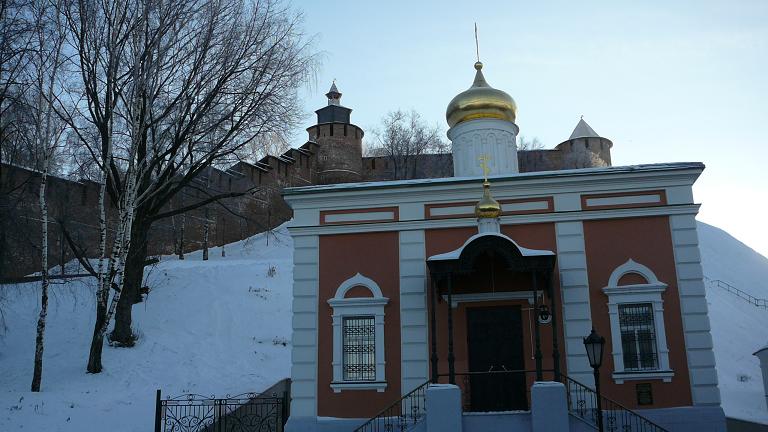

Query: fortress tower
<box><xmin>556</xmin><ymin>118</ymin><xmax>612</xmax><ymax>169</ymax></box>
<box><xmin>308</xmin><ymin>82</ymin><xmax>364</xmax><ymax>184</ymax></box>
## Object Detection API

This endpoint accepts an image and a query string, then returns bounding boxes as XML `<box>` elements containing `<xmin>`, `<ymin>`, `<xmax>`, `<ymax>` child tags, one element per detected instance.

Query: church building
<box><xmin>282</xmin><ymin>61</ymin><xmax>725</xmax><ymax>432</ymax></box>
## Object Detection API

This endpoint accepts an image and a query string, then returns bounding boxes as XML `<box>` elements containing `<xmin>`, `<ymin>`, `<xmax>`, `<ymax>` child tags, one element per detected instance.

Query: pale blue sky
<box><xmin>293</xmin><ymin>0</ymin><xmax>768</xmax><ymax>257</ymax></box>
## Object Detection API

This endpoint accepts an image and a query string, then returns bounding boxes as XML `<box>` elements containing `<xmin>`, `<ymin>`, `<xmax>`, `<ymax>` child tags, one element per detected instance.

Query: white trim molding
<box><xmin>555</xmin><ymin>221</ymin><xmax>595</xmax><ymax>387</ymax></box>
<box><xmin>398</xmin><ymin>230</ymin><xmax>429</xmax><ymax>396</ymax></box>
<box><xmin>328</xmin><ymin>273</ymin><xmax>389</xmax><ymax>393</ymax></box>
<box><xmin>441</xmin><ymin>291</ymin><xmax>536</xmax><ymax>308</ymax></box>
<box><xmin>289</xmin><ymin>235</ymin><xmax>319</xmax><ymax>417</ymax></box>
<box><xmin>607</xmin><ymin>259</ymin><xmax>662</xmax><ymax>287</ymax></box>
<box><xmin>669</xmin><ymin>214</ymin><xmax>721</xmax><ymax>406</ymax></box>
<box><xmin>603</xmin><ymin>259</ymin><xmax>674</xmax><ymax>384</ymax></box>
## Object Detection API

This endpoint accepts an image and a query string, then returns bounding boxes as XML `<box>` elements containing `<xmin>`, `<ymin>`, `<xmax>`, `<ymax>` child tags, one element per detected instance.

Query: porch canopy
<box><xmin>426</xmin><ymin>231</ymin><xmax>561</xmax><ymax>389</ymax></box>
<box><xmin>427</xmin><ymin>232</ymin><xmax>555</xmax><ymax>274</ymax></box>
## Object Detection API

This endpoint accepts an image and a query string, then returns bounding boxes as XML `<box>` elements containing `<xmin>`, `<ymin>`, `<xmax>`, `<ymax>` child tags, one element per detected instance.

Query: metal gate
<box><xmin>154</xmin><ymin>389</ymin><xmax>289</xmax><ymax>432</ymax></box>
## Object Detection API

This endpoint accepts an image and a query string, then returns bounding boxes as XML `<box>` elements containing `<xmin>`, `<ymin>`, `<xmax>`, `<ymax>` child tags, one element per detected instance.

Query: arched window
<box><xmin>603</xmin><ymin>259</ymin><xmax>674</xmax><ymax>384</ymax></box>
<box><xmin>327</xmin><ymin>273</ymin><xmax>389</xmax><ymax>392</ymax></box>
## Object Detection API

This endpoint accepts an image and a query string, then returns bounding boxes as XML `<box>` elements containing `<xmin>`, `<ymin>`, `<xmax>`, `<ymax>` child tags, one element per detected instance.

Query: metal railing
<box><xmin>352</xmin><ymin>370</ymin><xmax>669</xmax><ymax>432</ymax></box>
<box><xmin>154</xmin><ymin>387</ymin><xmax>289</xmax><ymax>432</ymax></box>
<box><xmin>705</xmin><ymin>277</ymin><xmax>767</xmax><ymax>309</ymax></box>
<box><xmin>353</xmin><ymin>380</ymin><xmax>430</xmax><ymax>432</ymax></box>
<box><xmin>561</xmin><ymin>375</ymin><xmax>668</xmax><ymax>432</ymax></box>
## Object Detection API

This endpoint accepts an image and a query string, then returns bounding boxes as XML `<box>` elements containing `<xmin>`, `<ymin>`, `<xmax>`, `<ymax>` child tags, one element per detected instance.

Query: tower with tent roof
<box><xmin>308</xmin><ymin>81</ymin><xmax>365</xmax><ymax>184</ymax></box>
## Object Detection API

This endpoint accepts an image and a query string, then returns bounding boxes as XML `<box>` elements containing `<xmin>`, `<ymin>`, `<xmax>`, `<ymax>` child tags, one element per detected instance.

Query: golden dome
<box><xmin>475</xmin><ymin>180</ymin><xmax>502</xmax><ymax>219</ymax></box>
<box><xmin>446</xmin><ymin>62</ymin><xmax>517</xmax><ymax>128</ymax></box>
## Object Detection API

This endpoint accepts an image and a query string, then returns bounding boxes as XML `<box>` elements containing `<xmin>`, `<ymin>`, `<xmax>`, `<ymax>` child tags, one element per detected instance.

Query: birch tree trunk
<box><xmin>86</xmin><ymin>168</ymin><xmax>110</xmax><ymax>373</ymax></box>
<box><xmin>178</xmin><ymin>212</ymin><xmax>185</xmax><ymax>260</ymax></box>
<box><xmin>31</xmin><ymin>153</ymin><xmax>49</xmax><ymax>392</ymax></box>
<box><xmin>30</xmin><ymin>0</ymin><xmax>65</xmax><ymax>391</ymax></box>
<box><xmin>203</xmin><ymin>209</ymin><xmax>209</xmax><ymax>261</ymax></box>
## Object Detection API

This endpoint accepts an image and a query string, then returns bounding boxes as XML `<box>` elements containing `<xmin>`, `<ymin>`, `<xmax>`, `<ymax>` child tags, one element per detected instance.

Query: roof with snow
<box><xmin>754</xmin><ymin>342</ymin><xmax>768</xmax><ymax>356</ymax></box>
<box><xmin>569</xmin><ymin>118</ymin><xmax>600</xmax><ymax>139</ymax></box>
<box><xmin>428</xmin><ymin>232</ymin><xmax>555</xmax><ymax>262</ymax></box>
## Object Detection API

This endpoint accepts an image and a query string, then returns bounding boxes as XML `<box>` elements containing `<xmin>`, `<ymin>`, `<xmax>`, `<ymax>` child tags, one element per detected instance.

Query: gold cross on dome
<box><xmin>478</xmin><ymin>155</ymin><xmax>491</xmax><ymax>181</ymax></box>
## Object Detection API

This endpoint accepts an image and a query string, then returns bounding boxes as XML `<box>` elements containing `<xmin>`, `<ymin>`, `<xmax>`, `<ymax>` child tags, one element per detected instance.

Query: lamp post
<box><xmin>584</xmin><ymin>328</ymin><xmax>606</xmax><ymax>432</ymax></box>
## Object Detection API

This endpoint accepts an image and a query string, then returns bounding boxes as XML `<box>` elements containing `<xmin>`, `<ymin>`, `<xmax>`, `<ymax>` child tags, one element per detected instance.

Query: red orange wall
<box><xmin>317</xmin><ymin>232</ymin><xmax>401</xmax><ymax>418</ymax></box>
<box><xmin>583</xmin><ymin>216</ymin><xmax>692</xmax><ymax>408</ymax></box>
<box><xmin>317</xmin><ymin>232</ymin><xmax>400</xmax><ymax>418</ymax></box>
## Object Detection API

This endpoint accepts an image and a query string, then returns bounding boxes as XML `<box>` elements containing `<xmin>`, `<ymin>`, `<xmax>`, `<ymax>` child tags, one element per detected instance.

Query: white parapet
<box><xmin>531</xmin><ymin>381</ymin><xmax>569</xmax><ymax>432</ymax></box>
<box><xmin>426</xmin><ymin>384</ymin><xmax>463</xmax><ymax>432</ymax></box>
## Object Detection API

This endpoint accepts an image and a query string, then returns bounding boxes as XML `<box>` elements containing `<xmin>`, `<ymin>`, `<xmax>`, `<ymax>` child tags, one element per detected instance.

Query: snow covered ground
<box><xmin>0</xmin><ymin>226</ymin><xmax>294</xmax><ymax>431</ymax></box>
<box><xmin>0</xmin><ymin>220</ymin><xmax>766</xmax><ymax>430</ymax></box>
<box><xmin>699</xmin><ymin>222</ymin><xmax>768</xmax><ymax>425</ymax></box>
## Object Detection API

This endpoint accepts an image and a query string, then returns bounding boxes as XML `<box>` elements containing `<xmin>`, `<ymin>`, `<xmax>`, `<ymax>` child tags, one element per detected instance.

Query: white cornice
<box><xmin>287</xmin><ymin>204</ymin><xmax>701</xmax><ymax>236</ymax></box>
<box><xmin>284</xmin><ymin>163</ymin><xmax>703</xmax><ymax>209</ymax></box>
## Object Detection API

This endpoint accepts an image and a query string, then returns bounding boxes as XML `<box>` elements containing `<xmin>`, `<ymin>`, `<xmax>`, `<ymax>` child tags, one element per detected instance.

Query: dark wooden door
<box><xmin>466</xmin><ymin>306</ymin><xmax>527</xmax><ymax>411</ymax></box>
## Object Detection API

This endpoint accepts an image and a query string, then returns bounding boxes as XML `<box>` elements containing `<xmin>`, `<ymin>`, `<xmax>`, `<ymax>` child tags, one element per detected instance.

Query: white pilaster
<box><xmin>448</xmin><ymin>118</ymin><xmax>519</xmax><ymax>177</ymax></box>
<box><xmin>670</xmin><ymin>215</ymin><xmax>722</xmax><ymax>406</ymax></box>
<box><xmin>555</xmin><ymin>221</ymin><xmax>595</xmax><ymax>386</ymax></box>
<box><xmin>399</xmin><ymin>230</ymin><xmax>429</xmax><ymax>394</ymax></box>
<box><xmin>290</xmin><ymin>234</ymin><xmax>319</xmax><ymax>416</ymax></box>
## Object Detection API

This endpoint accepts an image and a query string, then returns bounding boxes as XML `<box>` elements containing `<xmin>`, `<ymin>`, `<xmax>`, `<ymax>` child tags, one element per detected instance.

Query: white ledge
<box><xmin>330</xmin><ymin>381</ymin><xmax>388</xmax><ymax>393</ymax></box>
<box><xmin>602</xmin><ymin>283</ymin><xmax>667</xmax><ymax>296</ymax></box>
<box><xmin>328</xmin><ymin>297</ymin><xmax>389</xmax><ymax>308</ymax></box>
<box><xmin>612</xmin><ymin>370</ymin><xmax>674</xmax><ymax>384</ymax></box>
<box><xmin>441</xmin><ymin>291</ymin><xmax>536</xmax><ymax>308</ymax></box>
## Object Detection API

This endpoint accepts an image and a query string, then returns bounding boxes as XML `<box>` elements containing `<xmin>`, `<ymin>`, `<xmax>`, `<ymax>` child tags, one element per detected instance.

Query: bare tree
<box><xmin>29</xmin><ymin>0</ymin><xmax>67</xmax><ymax>392</ymax></box>
<box><xmin>237</xmin><ymin>131</ymin><xmax>293</xmax><ymax>162</ymax></box>
<box><xmin>562</xmin><ymin>149</ymin><xmax>608</xmax><ymax>169</ymax></box>
<box><xmin>0</xmin><ymin>0</ymin><xmax>33</xmax><ymax>167</ymax></box>
<box><xmin>517</xmin><ymin>135</ymin><xmax>544</xmax><ymax>151</ymax></box>
<box><xmin>56</xmin><ymin>0</ymin><xmax>317</xmax><ymax>370</ymax></box>
<box><xmin>366</xmin><ymin>109</ymin><xmax>446</xmax><ymax>180</ymax></box>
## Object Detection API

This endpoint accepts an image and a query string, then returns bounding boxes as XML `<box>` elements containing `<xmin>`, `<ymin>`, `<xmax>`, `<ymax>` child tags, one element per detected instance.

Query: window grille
<box><xmin>619</xmin><ymin>303</ymin><xmax>659</xmax><ymax>371</ymax></box>
<box><xmin>342</xmin><ymin>316</ymin><xmax>376</xmax><ymax>381</ymax></box>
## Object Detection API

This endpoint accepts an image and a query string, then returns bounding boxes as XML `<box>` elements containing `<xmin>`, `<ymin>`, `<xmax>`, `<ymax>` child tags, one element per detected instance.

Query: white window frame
<box><xmin>603</xmin><ymin>259</ymin><xmax>674</xmax><ymax>384</ymax></box>
<box><xmin>327</xmin><ymin>273</ymin><xmax>389</xmax><ymax>392</ymax></box>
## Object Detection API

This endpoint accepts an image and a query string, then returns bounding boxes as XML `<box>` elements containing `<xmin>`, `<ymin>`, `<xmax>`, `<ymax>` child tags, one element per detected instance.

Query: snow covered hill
<box><xmin>0</xmin><ymin>221</ymin><xmax>766</xmax><ymax>430</ymax></box>
<box><xmin>699</xmin><ymin>222</ymin><xmax>768</xmax><ymax>425</ymax></box>
<box><xmin>0</xmin><ymin>226</ymin><xmax>294</xmax><ymax>431</ymax></box>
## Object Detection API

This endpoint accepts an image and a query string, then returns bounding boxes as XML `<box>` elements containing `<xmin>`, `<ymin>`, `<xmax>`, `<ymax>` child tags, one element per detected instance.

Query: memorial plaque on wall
<box><xmin>636</xmin><ymin>383</ymin><xmax>653</xmax><ymax>405</ymax></box>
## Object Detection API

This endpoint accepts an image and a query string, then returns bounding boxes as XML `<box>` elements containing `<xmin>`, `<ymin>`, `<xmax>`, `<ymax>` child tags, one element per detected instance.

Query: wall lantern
<box><xmin>537</xmin><ymin>304</ymin><xmax>552</xmax><ymax>324</ymax></box>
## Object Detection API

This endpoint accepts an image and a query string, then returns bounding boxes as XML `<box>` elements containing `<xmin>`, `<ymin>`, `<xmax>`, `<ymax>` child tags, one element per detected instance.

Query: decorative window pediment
<box><xmin>603</xmin><ymin>259</ymin><xmax>674</xmax><ymax>384</ymax></box>
<box><xmin>328</xmin><ymin>273</ymin><xmax>389</xmax><ymax>392</ymax></box>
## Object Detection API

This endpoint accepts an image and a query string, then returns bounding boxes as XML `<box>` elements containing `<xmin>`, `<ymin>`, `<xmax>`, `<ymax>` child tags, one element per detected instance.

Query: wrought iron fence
<box><xmin>353</xmin><ymin>380</ymin><xmax>430</xmax><ymax>432</ymax></box>
<box><xmin>561</xmin><ymin>375</ymin><xmax>668</xmax><ymax>432</ymax></box>
<box><xmin>154</xmin><ymin>389</ymin><xmax>288</xmax><ymax>432</ymax></box>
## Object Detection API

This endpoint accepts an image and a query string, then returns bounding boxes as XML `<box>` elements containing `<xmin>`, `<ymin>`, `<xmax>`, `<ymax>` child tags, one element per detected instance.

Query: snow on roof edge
<box><xmin>284</xmin><ymin>162</ymin><xmax>705</xmax><ymax>196</ymax></box>
<box><xmin>427</xmin><ymin>232</ymin><xmax>555</xmax><ymax>262</ymax></box>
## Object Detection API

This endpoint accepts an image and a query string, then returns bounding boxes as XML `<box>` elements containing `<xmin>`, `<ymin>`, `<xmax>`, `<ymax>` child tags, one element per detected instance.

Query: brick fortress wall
<box><xmin>0</xmin><ymin>91</ymin><xmax>612</xmax><ymax>279</ymax></box>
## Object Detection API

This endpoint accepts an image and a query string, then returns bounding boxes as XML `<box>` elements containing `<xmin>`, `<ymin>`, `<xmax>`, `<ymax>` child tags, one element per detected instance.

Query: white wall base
<box><xmin>531</xmin><ymin>382</ymin><xmax>568</xmax><ymax>432</ymax></box>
